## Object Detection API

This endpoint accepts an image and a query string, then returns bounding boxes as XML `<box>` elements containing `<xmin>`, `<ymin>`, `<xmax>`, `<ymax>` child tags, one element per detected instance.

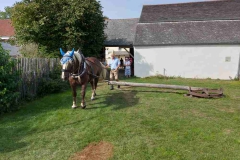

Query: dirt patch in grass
<box><xmin>217</xmin><ymin>108</ymin><xmax>236</xmax><ymax>113</ymax></box>
<box><xmin>70</xmin><ymin>141</ymin><xmax>114</xmax><ymax>160</ymax></box>
<box><xmin>182</xmin><ymin>109</ymin><xmax>207</xmax><ymax>118</ymax></box>
<box><xmin>191</xmin><ymin>109</ymin><xmax>207</xmax><ymax>117</ymax></box>
<box><xmin>223</xmin><ymin>129</ymin><xmax>232</xmax><ymax>135</ymax></box>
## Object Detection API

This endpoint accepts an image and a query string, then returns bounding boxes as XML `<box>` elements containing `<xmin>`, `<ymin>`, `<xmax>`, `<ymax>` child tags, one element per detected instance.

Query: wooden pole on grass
<box><xmin>107</xmin><ymin>81</ymin><xmax>204</xmax><ymax>91</ymax></box>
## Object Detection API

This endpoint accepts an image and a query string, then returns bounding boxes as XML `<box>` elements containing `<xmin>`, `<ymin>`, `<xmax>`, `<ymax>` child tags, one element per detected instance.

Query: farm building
<box><xmin>0</xmin><ymin>19</ymin><xmax>20</xmax><ymax>57</ymax></box>
<box><xmin>134</xmin><ymin>0</ymin><xmax>240</xmax><ymax>80</ymax></box>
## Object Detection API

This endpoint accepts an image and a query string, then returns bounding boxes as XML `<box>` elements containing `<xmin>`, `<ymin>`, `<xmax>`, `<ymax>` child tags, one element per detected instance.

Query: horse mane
<box><xmin>73</xmin><ymin>51</ymin><xmax>82</xmax><ymax>64</ymax></box>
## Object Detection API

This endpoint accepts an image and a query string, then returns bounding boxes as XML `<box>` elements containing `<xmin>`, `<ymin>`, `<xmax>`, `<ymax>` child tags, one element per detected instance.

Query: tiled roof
<box><xmin>0</xmin><ymin>19</ymin><xmax>15</xmax><ymax>37</ymax></box>
<box><xmin>104</xmin><ymin>18</ymin><xmax>139</xmax><ymax>46</ymax></box>
<box><xmin>134</xmin><ymin>20</ymin><xmax>240</xmax><ymax>46</ymax></box>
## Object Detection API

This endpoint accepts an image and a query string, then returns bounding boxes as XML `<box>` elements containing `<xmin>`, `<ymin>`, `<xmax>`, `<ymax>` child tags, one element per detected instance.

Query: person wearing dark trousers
<box><xmin>120</xmin><ymin>58</ymin><xmax>124</xmax><ymax>68</ymax></box>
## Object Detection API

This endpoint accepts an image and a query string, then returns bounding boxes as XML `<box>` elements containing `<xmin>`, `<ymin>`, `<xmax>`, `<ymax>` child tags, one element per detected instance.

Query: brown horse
<box><xmin>60</xmin><ymin>48</ymin><xmax>106</xmax><ymax>109</ymax></box>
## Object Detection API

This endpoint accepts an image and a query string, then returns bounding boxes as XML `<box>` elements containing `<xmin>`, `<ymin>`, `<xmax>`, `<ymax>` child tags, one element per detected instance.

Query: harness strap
<box><xmin>62</xmin><ymin>69</ymin><xmax>70</xmax><ymax>72</ymax></box>
<box><xmin>63</xmin><ymin>52</ymin><xmax>98</xmax><ymax>79</ymax></box>
<box><xmin>71</xmin><ymin>62</ymin><xmax>87</xmax><ymax>78</ymax></box>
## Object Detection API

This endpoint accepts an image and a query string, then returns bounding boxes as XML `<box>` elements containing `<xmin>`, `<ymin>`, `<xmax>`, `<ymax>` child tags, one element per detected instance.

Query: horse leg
<box><xmin>71</xmin><ymin>84</ymin><xmax>78</xmax><ymax>109</ymax></box>
<box><xmin>81</xmin><ymin>84</ymin><xmax>87</xmax><ymax>109</ymax></box>
<box><xmin>90</xmin><ymin>79</ymin><xmax>95</xmax><ymax>101</ymax></box>
<box><xmin>94</xmin><ymin>78</ymin><xmax>99</xmax><ymax>96</ymax></box>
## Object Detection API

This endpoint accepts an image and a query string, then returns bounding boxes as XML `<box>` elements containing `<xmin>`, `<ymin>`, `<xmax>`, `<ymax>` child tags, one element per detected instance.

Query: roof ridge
<box><xmin>142</xmin><ymin>0</ymin><xmax>229</xmax><ymax>7</ymax></box>
<box><xmin>139</xmin><ymin>0</ymin><xmax>240</xmax><ymax>23</ymax></box>
<box><xmin>107</xmin><ymin>18</ymin><xmax>139</xmax><ymax>20</ymax></box>
<box><xmin>139</xmin><ymin>19</ymin><xmax>240</xmax><ymax>24</ymax></box>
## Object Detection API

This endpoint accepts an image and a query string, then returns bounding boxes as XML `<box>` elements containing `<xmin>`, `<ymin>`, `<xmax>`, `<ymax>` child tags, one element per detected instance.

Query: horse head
<box><xmin>60</xmin><ymin>48</ymin><xmax>75</xmax><ymax>80</ymax></box>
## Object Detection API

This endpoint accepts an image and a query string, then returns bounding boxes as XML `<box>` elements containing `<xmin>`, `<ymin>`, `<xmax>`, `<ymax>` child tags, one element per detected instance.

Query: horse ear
<box><xmin>60</xmin><ymin>48</ymin><xmax>65</xmax><ymax>56</ymax></box>
<box><xmin>69</xmin><ymin>48</ymin><xmax>74</xmax><ymax>57</ymax></box>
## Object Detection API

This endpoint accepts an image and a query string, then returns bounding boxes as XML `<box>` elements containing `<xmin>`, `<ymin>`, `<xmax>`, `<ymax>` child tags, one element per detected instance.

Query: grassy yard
<box><xmin>0</xmin><ymin>77</ymin><xmax>240</xmax><ymax>160</ymax></box>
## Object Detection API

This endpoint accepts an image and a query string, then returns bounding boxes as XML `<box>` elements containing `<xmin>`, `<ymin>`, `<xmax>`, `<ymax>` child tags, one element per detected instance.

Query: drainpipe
<box><xmin>238</xmin><ymin>53</ymin><xmax>240</xmax><ymax>80</ymax></box>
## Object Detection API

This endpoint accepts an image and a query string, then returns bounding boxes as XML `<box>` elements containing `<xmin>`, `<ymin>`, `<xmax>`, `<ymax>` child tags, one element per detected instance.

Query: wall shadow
<box><xmin>134</xmin><ymin>49</ymin><xmax>154</xmax><ymax>77</ymax></box>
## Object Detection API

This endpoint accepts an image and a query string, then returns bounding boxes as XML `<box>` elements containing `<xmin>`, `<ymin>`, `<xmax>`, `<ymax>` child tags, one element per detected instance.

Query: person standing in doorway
<box><xmin>120</xmin><ymin>58</ymin><xmax>124</xmax><ymax>68</ymax></box>
<box><xmin>124</xmin><ymin>57</ymin><xmax>131</xmax><ymax>78</ymax></box>
<box><xmin>105</xmin><ymin>53</ymin><xmax>120</xmax><ymax>90</ymax></box>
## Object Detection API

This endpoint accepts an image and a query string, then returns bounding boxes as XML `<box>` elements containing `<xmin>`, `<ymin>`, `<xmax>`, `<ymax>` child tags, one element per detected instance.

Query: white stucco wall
<box><xmin>134</xmin><ymin>45</ymin><xmax>240</xmax><ymax>80</ymax></box>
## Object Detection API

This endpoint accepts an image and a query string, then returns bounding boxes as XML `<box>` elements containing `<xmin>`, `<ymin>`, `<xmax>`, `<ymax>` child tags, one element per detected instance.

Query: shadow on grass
<box><xmin>0</xmin><ymin>84</ymin><xmax>186</xmax><ymax>153</ymax></box>
<box><xmin>0</xmin><ymin>126</ymin><xmax>28</xmax><ymax>153</ymax></box>
<box><xmin>0</xmin><ymin>91</ymin><xmax>74</xmax><ymax>154</ymax></box>
<box><xmin>86</xmin><ymin>90</ymin><xmax>140</xmax><ymax>110</ymax></box>
<box><xmin>87</xmin><ymin>86</ymin><xmax>186</xmax><ymax>110</ymax></box>
<box><xmin>106</xmin><ymin>90</ymin><xmax>140</xmax><ymax>110</ymax></box>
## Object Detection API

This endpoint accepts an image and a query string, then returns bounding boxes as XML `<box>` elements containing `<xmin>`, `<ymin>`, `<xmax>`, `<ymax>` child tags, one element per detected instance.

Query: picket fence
<box><xmin>16</xmin><ymin>58</ymin><xmax>60</xmax><ymax>99</ymax></box>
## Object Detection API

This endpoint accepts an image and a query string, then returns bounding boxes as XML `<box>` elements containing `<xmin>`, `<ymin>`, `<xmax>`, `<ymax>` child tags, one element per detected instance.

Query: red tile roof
<box><xmin>0</xmin><ymin>19</ymin><xmax>15</xmax><ymax>37</ymax></box>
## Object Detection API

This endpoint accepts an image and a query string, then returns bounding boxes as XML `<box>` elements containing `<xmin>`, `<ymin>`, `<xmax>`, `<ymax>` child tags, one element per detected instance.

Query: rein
<box><xmin>85</xmin><ymin>58</ymin><xmax>107</xmax><ymax>70</ymax></box>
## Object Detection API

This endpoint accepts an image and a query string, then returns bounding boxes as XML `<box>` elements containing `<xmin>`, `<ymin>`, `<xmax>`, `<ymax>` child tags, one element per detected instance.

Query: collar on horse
<box><xmin>70</xmin><ymin>53</ymin><xmax>87</xmax><ymax>79</ymax></box>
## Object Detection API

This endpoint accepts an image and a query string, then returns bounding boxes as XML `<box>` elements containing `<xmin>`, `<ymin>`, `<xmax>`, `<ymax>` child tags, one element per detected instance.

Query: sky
<box><xmin>0</xmin><ymin>0</ymin><xmax>214</xmax><ymax>19</ymax></box>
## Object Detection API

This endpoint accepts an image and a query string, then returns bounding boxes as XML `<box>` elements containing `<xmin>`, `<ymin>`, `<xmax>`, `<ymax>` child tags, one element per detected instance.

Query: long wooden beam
<box><xmin>107</xmin><ymin>81</ymin><xmax>203</xmax><ymax>91</ymax></box>
<box><xmin>124</xmin><ymin>48</ymin><xmax>134</xmax><ymax>59</ymax></box>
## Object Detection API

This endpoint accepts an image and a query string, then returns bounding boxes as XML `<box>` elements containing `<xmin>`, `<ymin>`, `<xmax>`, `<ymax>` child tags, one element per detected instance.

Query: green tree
<box><xmin>11</xmin><ymin>0</ymin><xmax>106</xmax><ymax>57</ymax></box>
<box><xmin>0</xmin><ymin>6</ymin><xmax>12</xmax><ymax>19</ymax></box>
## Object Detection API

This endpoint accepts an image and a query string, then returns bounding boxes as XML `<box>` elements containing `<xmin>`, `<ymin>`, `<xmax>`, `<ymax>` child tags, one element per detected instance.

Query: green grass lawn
<box><xmin>0</xmin><ymin>77</ymin><xmax>240</xmax><ymax>160</ymax></box>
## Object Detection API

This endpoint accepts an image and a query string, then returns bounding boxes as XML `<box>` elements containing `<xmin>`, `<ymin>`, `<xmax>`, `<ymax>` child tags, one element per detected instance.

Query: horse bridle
<box><xmin>61</xmin><ymin>55</ymin><xmax>74</xmax><ymax>73</ymax></box>
<box><xmin>61</xmin><ymin>52</ymin><xmax>87</xmax><ymax>78</ymax></box>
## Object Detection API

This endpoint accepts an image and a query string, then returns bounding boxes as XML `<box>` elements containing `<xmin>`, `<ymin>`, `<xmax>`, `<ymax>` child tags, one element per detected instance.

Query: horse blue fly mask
<box><xmin>60</xmin><ymin>48</ymin><xmax>75</xmax><ymax>80</ymax></box>
<box><xmin>60</xmin><ymin>48</ymin><xmax>74</xmax><ymax>65</ymax></box>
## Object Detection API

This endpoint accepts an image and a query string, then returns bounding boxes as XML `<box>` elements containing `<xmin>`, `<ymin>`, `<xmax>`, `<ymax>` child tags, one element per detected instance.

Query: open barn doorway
<box><xmin>103</xmin><ymin>46</ymin><xmax>135</xmax><ymax>78</ymax></box>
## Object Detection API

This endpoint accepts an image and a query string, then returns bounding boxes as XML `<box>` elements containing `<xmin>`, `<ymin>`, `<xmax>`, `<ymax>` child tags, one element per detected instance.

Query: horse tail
<box><xmin>99</xmin><ymin>62</ymin><xmax>107</xmax><ymax>80</ymax></box>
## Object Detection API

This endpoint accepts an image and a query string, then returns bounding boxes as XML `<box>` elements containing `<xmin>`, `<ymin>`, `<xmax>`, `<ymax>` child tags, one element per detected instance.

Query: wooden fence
<box><xmin>16</xmin><ymin>58</ymin><xmax>60</xmax><ymax>99</ymax></box>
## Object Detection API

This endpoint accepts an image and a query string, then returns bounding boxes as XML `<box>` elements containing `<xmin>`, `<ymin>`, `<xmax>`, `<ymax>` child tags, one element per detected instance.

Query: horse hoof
<box><xmin>72</xmin><ymin>105</ymin><xmax>78</xmax><ymax>109</ymax></box>
<box><xmin>94</xmin><ymin>93</ymin><xmax>97</xmax><ymax>96</ymax></box>
<box><xmin>81</xmin><ymin>103</ymin><xmax>86</xmax><ymax>109</ymax></box>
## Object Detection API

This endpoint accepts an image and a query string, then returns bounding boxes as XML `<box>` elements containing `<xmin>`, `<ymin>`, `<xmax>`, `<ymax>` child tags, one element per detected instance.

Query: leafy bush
<box><xmin>0</xmin><ymin>44</ymin><xmax>20</xmax><ymax>114</ymax></box>
<box><xmin>37</xmin><ymin>66</ymin><xmax>69</xmax><ymax>96</ymax></box>
<box><xmin>37</xmin><ymin>78</ymin><xmax>68</xmax><ymax>96</ymax></box>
